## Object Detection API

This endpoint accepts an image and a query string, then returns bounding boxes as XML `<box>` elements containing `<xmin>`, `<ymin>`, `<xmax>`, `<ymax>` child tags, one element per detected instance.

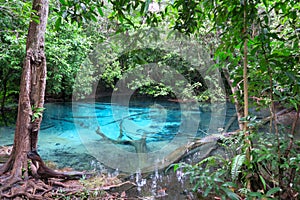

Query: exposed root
<box><xmin>0</xmin><ymin>154</ymin><xmax>14</xmax><ymax>175</ymax></box>
<box><xmin>27</xmin><ymin>179</ymin><xmax>52</xmax><ymax>194</ymax></box>
<box><xmin>1</xmin><ymin>191</ymin><xmax>46</xmax><ymax>200</ymax></box>
<box><xmin>0</xmin><ymin>178</ymin><xmax>52</xmax><ymax>199</ymax></box>
<box><xmin>0</xmin><ymin>175</ymin><xmax>21</xmax><ymax>192</ymax></box>
<box><xmin>48</xmin><ymin>179</ymin><xmax>81</xmax><ymax>188</ymax></box>
<box><xmin>27</xmin><ymin>150</ymin><xmax>92</xmax><ymax>180</ymax></box>
<box><xmin>0</xmin><ymin>166</ymin><xmax>136</xmax><ymax>199</ymax></box>
<box><xmin>0</xmin><ymin>147</ymin><xmax>137</xmax><ymax>199</ymax></box>
<box><xmin>0</xmin><ymin>174</ymin><xmax>130</xmax><ymax>199</ymax></box>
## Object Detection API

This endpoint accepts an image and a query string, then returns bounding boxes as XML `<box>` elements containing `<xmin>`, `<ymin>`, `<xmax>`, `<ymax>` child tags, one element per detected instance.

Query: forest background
<box><xmin>0</xmin><ymin>0</ymin><xmax>299</xmax><ymax>199</ymax></box>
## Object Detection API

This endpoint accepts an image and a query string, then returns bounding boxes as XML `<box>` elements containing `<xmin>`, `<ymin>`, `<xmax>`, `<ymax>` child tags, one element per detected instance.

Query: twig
<box><xmin>285</xmin><ymin>106</ymin><xmax>300</xmax><ymax>188</ymax></box>
<box><xmin>223</xmin><ymin>113</ymin><xmax>237</xmax><ymax>132</ymax></box>
<box><xmin>284</xmin><ymin>106</ymin><xmax>300</xmax><ymax>158</ymax></box>
<box><xmin>91</xmin><ymin>181</ymin><xmax>136</xmax><ymax>191</ymax></box>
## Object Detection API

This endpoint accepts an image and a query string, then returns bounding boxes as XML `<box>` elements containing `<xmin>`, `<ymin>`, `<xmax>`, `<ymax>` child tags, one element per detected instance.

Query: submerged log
<box><xmin>95</xmin><ymin>108</ymin><xmax>296</xmax><ymax>173</ymax></box>
<box><xmin>141</xmin><ymin>135</ymin><xmax>224</xmax><ymax>172</ymax></box>
<box><xmin>94</xmin><ymin>108</ymin><xmax>293</xmax><ymax>173</ymax></box>
<box><xmin>259</xmin><ymin>108</ymin><xmax>293</xmax><ymax>125</ymax></box>
<box><xmin>96</xmin><ymin>127</ymin><xmax>147</xmax><ymax>153</ymax></box>
<box><xmin>95</xmin><ymin>124</ymin><xmax>239</xmax><ymax>173</ymax></box>
<box><xmin>164</xmin><ymin>108</ymin><xmax>297</xmax><ymax>171</ymax></box>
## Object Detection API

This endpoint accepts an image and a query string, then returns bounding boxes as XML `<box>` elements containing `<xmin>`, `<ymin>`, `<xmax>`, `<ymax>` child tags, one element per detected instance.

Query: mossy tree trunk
<box><xmin>0</xmin><ymin>0</ymin><xmax>49</xmax><ymax>180</ymax></box>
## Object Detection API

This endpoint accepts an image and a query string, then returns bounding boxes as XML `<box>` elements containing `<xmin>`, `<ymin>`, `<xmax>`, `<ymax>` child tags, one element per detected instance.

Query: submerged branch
<box><xmin>96</xmin><ymin>127</ymin><xmax>147</xmax><ymax>153</ymax></box>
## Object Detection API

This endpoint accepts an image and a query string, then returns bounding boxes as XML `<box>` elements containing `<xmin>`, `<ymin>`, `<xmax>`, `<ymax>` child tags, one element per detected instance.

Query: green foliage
<box><xmin>175</xmin><ymin>125</ymin><xmax>300</xmax><ymax>199</ymax></box>
<box><xmin>250</xmin><ymin>132</ymin><xmax>300</xmax><ymax>193</ymax></box>
<box><xmin>31</xmin><ymin>106</ymin><xmax>45</xmax><ymax>122</ymax></box>
<box><xmin>1</xmin><ymin>0</ymin><xmax>227</xmax><ymax>104</ymax></box>
<box><xmin>53</xmin><ymin>0</ymin><xmax>104</xmax><ymax>28</ymax></box>
<box><xmin>0</xmin><ymin>0</ymin><xmax>103</xmax><ymax>103</ymax></box>
<box><xmin>215</xmin><ymin>0</ymin><xmax>299</xmax><ymax>110</ymax></box>
<box><xmin>72</xmin><ymin>59</ymin><xmax>97</xmax><ymax>99</ymax></box>
<box><xmin>231</xmin><ymin>154</ymin><xmax>246</xmax><ymax>181</ymax></box>
<box><xmin>84</xmin><ymin>42</ymin><xmax>213</xmax><ymax>100</ymax></box>
<box><xmin>100</xmin><ymin>61</ymin><xmax>122</xmax><ymax>88</ymax></box>
<box><xmin>1</xmin><ymin>0</ymin><xmax>299</xmax><ymax>199</ymax></box>
<box><xmin>172</xmin><ymin>155</ymin><xmax>240</xmax><ymax>199</ymax></box>
<box><xmin>158</xmin><ymin>2</ymin><xmax>300</xmax><ymax>197</ymax></box>
<box><xmin>0</xmin><ymin>0</ymin><xmax>29</xmax><ymax>110</ymax></box>
<box><xmin>121</xmin><ymin>49</ymin><xmax>209</xmax><ymax>100</ymax></box>
<box><xmin>45</xmin><ymin>20</ymin><xmax>93</xmax><ymax>98</ymax></box>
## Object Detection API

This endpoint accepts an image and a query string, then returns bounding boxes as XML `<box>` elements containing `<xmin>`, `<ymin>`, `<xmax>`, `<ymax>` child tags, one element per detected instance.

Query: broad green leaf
<box><xmin>248</xmin><ymin>192</ymin><xmax>263</xmax><ymax>198</ymax></box>
<box><xmin>173</xmin><ymin>164</ymin><xmax>180</xmax><ymax>172</ymax></box>
<box><xmin>90</xmin><ymin>13</ymin><xmax>97</xmax><ymax>22</ymax></box>
<box><xmin>231</xmin><ymin>154</ymin><xmax>246</xmax><ymax>180</ymax></box>
<box><xmin>259</xmin><ymin>175</ymin><xmax>266</xmax><ymax>191</ymax></box>
<box><xmin>59</xmin><ymin>0</ymin><xmax>68</xmax><ymax>6</ymax></box>
<box><xmin>203</xmin><ymin>186</ymin><xmax>212</xmax><ymax>197</ymax></box>
<box><xmin>221</xmin><ymin>187</ymin><xmax>240</xmax><ymax>200</ymax></box>
<box><xmin>266</xmin><ymin>187</ymin><xmax>281</xmax><ymax>196</ymax></box>
<box><xmin>262</xmin><ymin>0</ymin><xmax>268</xmax><ymax>8</ymax></box>
<box><xmin>55</xmin><ymin>16</ymin><xmax>62</xmax><ymax>30</ymax></box>
<box><xmin>97</xmin><ymin>7</ymin><xmax>104</xmax><ymax>17</ymax></box>
<box><xmin>192</xmin><ymin>181</ymin><xmax>201</xmax><ymax>192</ymax></box>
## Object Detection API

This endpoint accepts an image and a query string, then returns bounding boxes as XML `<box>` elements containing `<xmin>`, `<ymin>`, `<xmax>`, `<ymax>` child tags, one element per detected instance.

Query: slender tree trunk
<box><xmin>243</xmin><ymin>1</ymin><xmax>249</xmax><ymax>132</ymax></box>
<box><xmin>0</xmin><ymin>0</ymin><xmax>49</xmax><ymax>179</ymax></box>
<box><xmin>242</xmin><ymin>0</ymin><xmax>252</xmax><ymax>191</ymax></box>
<box><xmin>222</xmin><ymin>68</ymin><xmax>244</xmax><ymax>130</ymax></box>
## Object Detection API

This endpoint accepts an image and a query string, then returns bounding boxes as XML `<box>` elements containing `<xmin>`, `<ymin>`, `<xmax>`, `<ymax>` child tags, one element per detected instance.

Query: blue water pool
<box><xmin>0</xmin><ymin>99</ymin><xmax>238</xmax><ymax>172</ymax></box>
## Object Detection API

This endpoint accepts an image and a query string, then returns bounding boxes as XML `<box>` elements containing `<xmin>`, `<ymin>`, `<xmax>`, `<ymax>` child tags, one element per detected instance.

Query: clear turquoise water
<box><xmin>0</xmin><ymin>99</ymin><xmax>238</xmax><ymax>171</ymax></box>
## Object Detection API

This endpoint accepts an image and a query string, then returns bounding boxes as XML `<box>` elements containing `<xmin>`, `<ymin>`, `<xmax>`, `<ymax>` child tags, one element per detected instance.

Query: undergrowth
<box><xmin>173</xmin><ymin>121</ymin><xmax>300</xmax><ymax>200</ymax></box>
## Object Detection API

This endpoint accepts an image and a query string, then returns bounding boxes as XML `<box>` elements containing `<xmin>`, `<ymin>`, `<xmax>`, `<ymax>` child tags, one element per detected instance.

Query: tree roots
<box><xmin>0</xmin><ymin>149</ymin><xmax>136</xmax><ymax>199</ymax></box>
<box><xmin>0</xmin><ymin>177</ymin><xmax>87</xmax><ymax>199</ymax></box>
<box><xmin>0</xmin><ymin>150</ymin><xmax>93</xmax><ymax>199</ymax></box>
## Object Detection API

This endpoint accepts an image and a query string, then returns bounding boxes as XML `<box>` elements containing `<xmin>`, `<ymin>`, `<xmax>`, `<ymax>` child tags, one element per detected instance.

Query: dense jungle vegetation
<box><xmin>0</xmin><ymin>0</ymin><xmax>299</xmax><ymax>199</ymax></box>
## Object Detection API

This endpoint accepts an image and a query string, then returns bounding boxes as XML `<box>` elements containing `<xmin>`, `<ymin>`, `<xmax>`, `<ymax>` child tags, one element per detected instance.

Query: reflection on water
<box><xmin>0</xmin><ymin>99</ymin><xmax>238</xmax><ymax>170</ymax></box>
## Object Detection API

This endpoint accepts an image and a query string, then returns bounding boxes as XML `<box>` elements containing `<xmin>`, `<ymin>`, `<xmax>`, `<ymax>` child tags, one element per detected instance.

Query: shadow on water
<box><xmin>0</xmin><ymin>98</ymin><xmax>238</xmax><ymax>199</ymax></box>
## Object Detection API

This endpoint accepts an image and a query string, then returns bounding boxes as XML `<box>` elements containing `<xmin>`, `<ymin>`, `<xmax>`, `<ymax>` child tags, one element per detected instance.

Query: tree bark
<box><xmin>222</xmin><ymin>68</ymin><xmax>244</xmax><ymax>130</ymax></box>
<box><xmin>0</xmin><ymin>0</ymin><xmax>49</xmax><ymax>179</ymax></box>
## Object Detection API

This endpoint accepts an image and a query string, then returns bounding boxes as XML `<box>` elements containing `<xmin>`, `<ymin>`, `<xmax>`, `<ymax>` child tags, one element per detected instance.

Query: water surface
<box><xmin>0</xmin><ymin>99</ymin><xmax>237</xmax><ymax>171</ymax></box>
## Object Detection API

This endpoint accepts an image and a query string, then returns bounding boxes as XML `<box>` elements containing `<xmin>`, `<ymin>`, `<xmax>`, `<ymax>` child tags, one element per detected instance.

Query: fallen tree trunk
<box><xmin>143</xmin><ymin>131</ymin><xmax>243</xmax><ymax>173</ymax></box>
<box><xmin>259</xmin><ymin>108</ymin><xmax>293</xmax><ymax>125</ymax></box>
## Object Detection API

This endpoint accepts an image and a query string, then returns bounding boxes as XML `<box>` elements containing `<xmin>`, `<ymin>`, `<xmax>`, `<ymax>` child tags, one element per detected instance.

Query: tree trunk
<box><xmin>222</xmin><ymin>68</ymin><xmax>244</xmax><ymax>130</ymax></box>
<box><xmin>0</xmin><ymin>0</ymin><xmax>49</xmax><ymax>179</ymax></box>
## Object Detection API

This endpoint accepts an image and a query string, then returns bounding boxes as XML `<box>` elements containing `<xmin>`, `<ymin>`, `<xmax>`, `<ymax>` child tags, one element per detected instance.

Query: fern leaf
<box><xmin>231</xmin><ymin>154</ymin><xmax>246</xmax><ymax>181</ymax></box>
